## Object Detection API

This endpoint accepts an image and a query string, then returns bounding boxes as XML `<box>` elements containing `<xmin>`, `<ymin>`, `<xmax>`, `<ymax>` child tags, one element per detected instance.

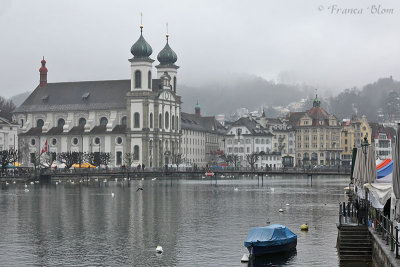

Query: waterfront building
<box><xmin>287</xmin><ymin>95</ymin><xmax>342</xmax><ymax>167</ymax></box>
<box><xmin>13</xmin><ymin>25</ymin><xmax>181</xmax><ymax>168</ymax></box>
<box><xmin>225</xmin><ymin>117</ymin><xmax>280</xmax><ymax>168</ymax></box>
<box><xmin>0</xmin><ymin>117</ymin><xmax>18</xmax><ymax>151</ymax></box>
<box><xmin>340</xmin><ymin>115</ymin><xmax>372</xmax><ymax>166</ymax></box>
<box><xmin>369</xmin><ymin>123</ymin><xmax>395</xmax><ymax>160</ymax></box>
<box><xmin>181</xmin><ymin>103</ymin><xmax>226</xmax><ymax>167</ymax></box>
<box><xmin>256</xmin><ymin>111</ymin><xmax>296</xmax><ymax>167</ymax></box>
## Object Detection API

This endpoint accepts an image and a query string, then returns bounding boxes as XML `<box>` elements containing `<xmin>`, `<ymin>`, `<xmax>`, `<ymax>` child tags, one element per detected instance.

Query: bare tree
<box><xmin>58</xmin><ymin>152</ymin><xmax>76</xmax><ymax>169</ymax></box>
<box><xmin>172</xmin><ymin>153</ymin><xmax>183</xmax><ymax>170</ymax></box>
<box><xmin>100</xmin><ymin>152</ymin><xmax>112</xmax><ymax>167</ymax></box>
<box><xmin>124</xmin><ymin>152</ymin><xmax>135</xmax><ymax>168</ymax></box>
<box><xmin>228</xmin><ymin>154</ymin><xmax>240</xmax><ymax>169</ymax></box>
<box><xmin>246</xmin><ymin>152</ymin><xmax>259</xmax><ymax>171</ymax></box>
<box><xmin>0</xmin><ymin>149</ymin><xmax>19</xmax><ymax>173</ymax></box>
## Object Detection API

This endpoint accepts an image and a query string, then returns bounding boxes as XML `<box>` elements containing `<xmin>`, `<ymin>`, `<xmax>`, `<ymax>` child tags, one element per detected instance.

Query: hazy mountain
<box><xmin>10</xmin><ymin>91</ymin><xmax>31</xmax><ymax>107</ymax></box>
<box><xmin>180</xmin><ymin>74</ymin><xmax>313</xmax><ymax>115</ymax></box>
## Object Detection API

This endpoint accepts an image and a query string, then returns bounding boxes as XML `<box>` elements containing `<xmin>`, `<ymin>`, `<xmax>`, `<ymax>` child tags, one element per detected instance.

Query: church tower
<box><xmin>129</xmin><ymin>24</ymin><xmax>154</xmax><ymax>91</ymax></box>
<box><xmin>156</xmin><ymin>27</ymin><xmax>179</xmax><ymax>93</ymax></box>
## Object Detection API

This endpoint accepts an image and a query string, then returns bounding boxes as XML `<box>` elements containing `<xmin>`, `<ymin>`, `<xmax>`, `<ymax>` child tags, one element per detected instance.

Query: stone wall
<box><xmin>369</xmin><ymin>227</ymin><xmax>400</xmax><ymax>267</ymax></box>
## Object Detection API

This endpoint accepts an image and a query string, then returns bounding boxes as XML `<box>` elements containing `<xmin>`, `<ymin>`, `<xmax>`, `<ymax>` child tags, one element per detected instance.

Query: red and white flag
<box><xmin>41</xmin><ymin>140</ymin><xmax>48</xmax><ymax>155</ymax></box>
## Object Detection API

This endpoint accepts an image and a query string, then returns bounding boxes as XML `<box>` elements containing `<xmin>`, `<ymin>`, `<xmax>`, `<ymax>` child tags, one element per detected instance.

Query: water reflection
<box><xmin>248</xmin><ymin>250</ymin><xmax>297</xmax><ymax>267</ymax></box>
<box><xmin>0</xmin><ymin>175</ymin><xmax>347</xmax><ymax>266</ymax></box>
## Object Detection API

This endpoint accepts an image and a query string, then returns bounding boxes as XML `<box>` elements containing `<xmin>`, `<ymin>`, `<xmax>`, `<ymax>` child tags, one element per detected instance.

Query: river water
<box><xmin>0</xmin><ymin>175</ymin><xmax>348</xmax><ymax>266</ymax></box>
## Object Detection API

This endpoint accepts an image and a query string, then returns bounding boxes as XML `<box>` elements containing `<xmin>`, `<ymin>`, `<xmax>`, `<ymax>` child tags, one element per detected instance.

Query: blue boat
<box><xmin>244</xmin><ymin>225</ymin><xmax>297</xmax><ymax>256</ymax></box>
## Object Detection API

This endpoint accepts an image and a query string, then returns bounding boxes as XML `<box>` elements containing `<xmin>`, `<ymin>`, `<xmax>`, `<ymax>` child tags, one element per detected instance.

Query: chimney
<box><xmin>39</xmin><ymin>57</ymin><xmax>48</xmax><ymax>87</ymax></box>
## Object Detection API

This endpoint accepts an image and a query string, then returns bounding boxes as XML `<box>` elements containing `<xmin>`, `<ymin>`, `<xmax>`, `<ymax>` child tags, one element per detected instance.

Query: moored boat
<box><xmin>244</xmin><ymin>224</ymin><xmax>297</xmax><ymax>256</ymax></box>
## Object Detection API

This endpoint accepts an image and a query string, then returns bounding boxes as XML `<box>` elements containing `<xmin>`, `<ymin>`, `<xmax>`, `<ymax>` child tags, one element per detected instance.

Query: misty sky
<box><xmin>1</xmin><ymin>0</ymin><xmax>399</xmax><ymax>97</ymax></box>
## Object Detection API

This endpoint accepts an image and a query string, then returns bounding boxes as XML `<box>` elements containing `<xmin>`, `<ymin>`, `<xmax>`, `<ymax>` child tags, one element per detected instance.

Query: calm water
<box><xmin>0</xmin><ymin>175</ymin><xmax>348</xmax><ymax>266</ymax></box>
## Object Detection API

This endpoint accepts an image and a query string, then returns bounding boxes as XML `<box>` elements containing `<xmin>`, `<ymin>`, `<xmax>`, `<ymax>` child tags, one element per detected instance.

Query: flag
<box><xmin>41</xmin><ymin>140</ymin><xmax>48</xmax><ymax>155</ymax></box>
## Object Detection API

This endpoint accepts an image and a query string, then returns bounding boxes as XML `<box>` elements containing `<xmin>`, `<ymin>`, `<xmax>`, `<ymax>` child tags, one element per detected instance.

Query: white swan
<box><xmin>156</xmin><ymin>245</ymin><xmax>163</xmax><ymax>253</ymax></box>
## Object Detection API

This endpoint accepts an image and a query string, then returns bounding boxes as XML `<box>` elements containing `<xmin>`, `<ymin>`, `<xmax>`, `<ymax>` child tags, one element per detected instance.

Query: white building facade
<box><xmin>14</xmin><ymin>25</ymin><xmax>182</xmax><ymax>168</ymax></box>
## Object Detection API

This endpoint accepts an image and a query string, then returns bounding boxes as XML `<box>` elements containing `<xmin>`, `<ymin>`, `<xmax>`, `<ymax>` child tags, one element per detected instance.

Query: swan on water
<box><xmin>156</xmin><ymin>245</ymin><xmax>163</xmax><ymax>253</ymax></box>
<box><xmin>234</xmin><ymin>188</ymin><xmax>239</xmax><ymax>191</ymax></box>
<box><xmin>111</xmin><ymin>193</ymin><xmax>115</xmax><ymax>197</ymax></box>
<box><xmin>24</xmin><ymin>189</ymin><xmax>29</xmax><ymax>192</ymax></box>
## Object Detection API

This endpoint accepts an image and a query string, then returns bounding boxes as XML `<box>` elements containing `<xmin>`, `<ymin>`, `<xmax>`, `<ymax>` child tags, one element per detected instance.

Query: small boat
<box><xmin>205</xmin><ymin>172</ymin><xmax>214</xmax><ymax>177</ymax></box>
<box><xmin>244</xmin><ymin>224</ymin><xmax>297</xmax><ymax>256</ymax></box>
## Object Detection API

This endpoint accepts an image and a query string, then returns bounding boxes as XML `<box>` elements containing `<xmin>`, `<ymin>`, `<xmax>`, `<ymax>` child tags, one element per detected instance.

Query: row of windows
<box><xmin>183</xmin><ymin>138</ymin><xmax>204</xmax><ymax>146</ymax></box>
<box><xmin>184</xmin><ymin>147</ymin><xmax>204</xmax><ymax>155</ymax></box>
<box><xmin>134</xmin><ymin>70</ymin><xmax>177</xmax><ymax>90</ymax></box>
<box><xmin>35</xmin><ymin>116</ymin><xmax>128</xmax><ymax>129</ymax></box>
<box><xmin>30</xmin><ymin>136</ymin><xmax>124</xmax><ymax>147</ymax></box>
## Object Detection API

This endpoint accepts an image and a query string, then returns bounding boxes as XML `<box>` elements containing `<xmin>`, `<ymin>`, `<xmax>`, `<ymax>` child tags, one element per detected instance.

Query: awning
<box><xmin>364</xmin><ymin>183</ymin><xmax>392</xmax><ymax>209</ymax></box>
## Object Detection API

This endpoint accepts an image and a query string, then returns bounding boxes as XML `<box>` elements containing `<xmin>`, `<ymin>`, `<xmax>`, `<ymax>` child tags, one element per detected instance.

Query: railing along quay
<box><xmin>339</xmin><ymin>198</ymin><xmax>400</xmax><ymax>258</ymax></box>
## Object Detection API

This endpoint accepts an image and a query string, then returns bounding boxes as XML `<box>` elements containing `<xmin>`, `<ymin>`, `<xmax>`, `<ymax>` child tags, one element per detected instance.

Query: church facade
<box><xmin>13</xmin><ymin>25</ymin><xmax>181</xmax><ymax>168</ymax></box>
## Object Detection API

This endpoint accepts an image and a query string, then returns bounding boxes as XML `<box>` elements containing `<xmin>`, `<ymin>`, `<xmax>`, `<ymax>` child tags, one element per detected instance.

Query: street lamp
<box><xmin>361</xmin><ymin>136</ymin><xmax>369</xmax><ymax>155</ymax></box>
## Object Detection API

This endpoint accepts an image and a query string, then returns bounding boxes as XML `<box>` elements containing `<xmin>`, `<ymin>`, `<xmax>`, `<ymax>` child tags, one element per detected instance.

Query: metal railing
<box><xmin>339</xmin><ymin>198</ymin><xmax>400</xmax><ymax>258</ymax></box>
<box><xmin>368</xmin><ymin>204</ymin><xmax>400</xmax><ymax>258</ymax></box>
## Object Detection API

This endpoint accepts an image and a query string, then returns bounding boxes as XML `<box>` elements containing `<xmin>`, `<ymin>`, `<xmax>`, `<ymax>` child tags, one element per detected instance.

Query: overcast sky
<box><xmin>1</xmin><ymin>0</ymin><xmax>399</xmax><ymax>97</ymax></box>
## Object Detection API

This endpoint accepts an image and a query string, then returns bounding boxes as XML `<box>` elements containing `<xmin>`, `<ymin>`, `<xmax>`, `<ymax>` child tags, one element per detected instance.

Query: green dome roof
<box><xmin>157</xmin><ymin>38</ymin><xmax>177</xmax><ymax>65</ymax></box>
<box><xmin>195</xmin><ymin>102</ymin><xmax>200</xmax><ymax>109</ymax></box>
<box><xmin>313</xmin><ymin>96</ymin><xmax>321</xmax><ymax>107</ymax></box>
<box><xmin>131</xmin><ymin>30</ymin><xmax>153</xmax><ymax>59</ymax></box>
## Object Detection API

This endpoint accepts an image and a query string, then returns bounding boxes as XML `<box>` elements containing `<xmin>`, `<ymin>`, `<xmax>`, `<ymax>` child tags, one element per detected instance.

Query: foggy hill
<box><xmin>180</xmin><ymin>74</ymin><xmax>312</xmax><ymax>115</ymax></box>
<box><xmin>10</xmin><ymin>91</ymin><xmax>31</xmax><ymax>107</ymax></box>
<box><xmin>329</xmin><ymin>76</ymin><xmax>400</xmax><ymax>121</ymax></box>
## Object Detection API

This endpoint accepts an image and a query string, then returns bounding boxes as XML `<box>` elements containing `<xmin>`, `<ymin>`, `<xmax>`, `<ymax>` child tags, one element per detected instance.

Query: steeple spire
<box><xmin>39</xmin><ymin>56</ymin><xmax>48</xmax><ymax>87</ymax></box>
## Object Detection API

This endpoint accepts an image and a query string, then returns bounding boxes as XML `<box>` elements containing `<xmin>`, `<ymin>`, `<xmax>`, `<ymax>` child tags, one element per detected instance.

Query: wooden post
<box><xmin>396</xmin><ymin>226</ymin><xmax>399</xmax><ymax>258</ymax></box>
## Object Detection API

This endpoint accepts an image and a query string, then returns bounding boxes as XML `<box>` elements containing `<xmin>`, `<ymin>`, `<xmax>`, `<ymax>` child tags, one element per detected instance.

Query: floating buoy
<box><xmin>24</xmin><ymin>189</ymin><xmax>29</xmax><ymax>192</ymax></box>
<box><xmin>241</xmin><ymin>254</ymin><xmax>249</xmax><ymax>262</ymax></box>
<box><xmin>300</xmin><ymin>224</ymin><xmax>309</xmax><ymax>231</ymax></box>
<box><xmin>156</xmin><ymin>245</ymin><xmax>163</xmax><ymax>253</ymax></box>
<box><xmin>111</xmin><ymin>193</ymin><xmax>115</xmax><ymax>197</ymax></box>
<box><xmin>279</xmin><ymin>208</ymin><xmax>284</xmax><ymax>212</ymax></box>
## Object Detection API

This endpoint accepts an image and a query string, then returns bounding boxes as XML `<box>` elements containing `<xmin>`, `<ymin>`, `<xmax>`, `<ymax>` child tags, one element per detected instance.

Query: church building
<box><xmin>13</xmin><ymin>24</ymin><xmax>181</xmax><ymax>168</ymax></box>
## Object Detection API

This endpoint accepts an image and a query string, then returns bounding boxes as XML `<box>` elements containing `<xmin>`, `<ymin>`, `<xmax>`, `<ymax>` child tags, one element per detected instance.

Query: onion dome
<box><xmin>130</xmin><ymin>25</ymin><xmax>153</xmax><ymax>59</ymax></box>
<box><xmin>313</xmin><ymin>95</ymin><xmax>321</xmax><ymax>108</ymax></box>
<box><xmin>157</xmin><ymin>34</ymin><xmax>177</xmax><ymax>65</ymax></box>
<box><xmin>195</xmin><ymin>101</ymin><xmax>200</xmax><ymax>110</ymax></box>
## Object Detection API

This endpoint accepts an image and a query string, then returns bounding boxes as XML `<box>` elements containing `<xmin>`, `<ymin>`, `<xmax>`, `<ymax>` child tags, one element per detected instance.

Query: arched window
<box><xmin>165</xmin><ymin>112</ymin><xmax>169</xmax><ymax>129</ymax></box>
<box><xmin>37</xmin><ymin>119</ymin><xmax>44</xmax><ymax>128</ymax></box>
<box><xmin>134</xmin><ymin>145</ymin><xmax>139</xmax><ymax>160</ymax></box>
<box><xmin>149</xmin><ymin>113</ymin><xmax>153</xmax><ymax>128</ymax></box>
<box><xmin>79</xmin><ymin>118</ymin><xmax>86</xmax><ymax>127</ymax></box>
<box><xmin>135</xmin><ymin>70</ymin><xmax>141</xmax><ymax>88</ymax></box>
<box><xmin>173</xmin><ymin>76</ymin><xmax>177</xmax><ymax>92</ymax></box>
<box><xmin>57</xmin><ymin>118</ymin><xmax>65</xmax><ymax>128</ymax></box>
<box><xmin>172</xmin><ymin>115</ymin><xmax>175</xmax><ymax>130</ymax></box>
<box><xmin>100</xmin><ymin>117</ymin><xmax>108</xmax><ymax>126</ymax></box>
<box><xmin>176</xmin><ymin>116</ymin><xmax>179</xmax><ymax>129</ymax></box>
<box><xmin>121</xmin><ymin>116</ymin><xmax>127</xmax><ymax>126</ymax></box>
<box><xmin>148</xmin><ymin>71</ymin><xmax>152</xmax><ymax>89</ymax></box>
<box><xmin>134</xmin><ymin>112</ymin><xmax>140</xmax><ymax>128</ymax></box>
<box><xmin>159</xmin><ymin>113</ymin><xmax>162</xmax><ymax>129</ymax></box>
